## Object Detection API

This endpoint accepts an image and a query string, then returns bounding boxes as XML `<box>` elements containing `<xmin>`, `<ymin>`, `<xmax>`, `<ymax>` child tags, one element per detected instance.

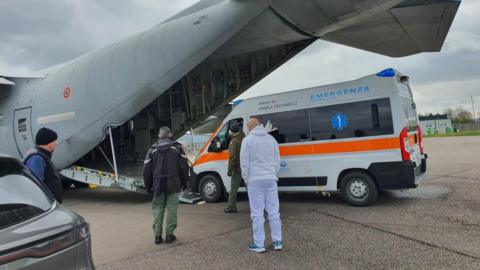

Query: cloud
<box><xmin>0</xmin><ymin>56</ymin><xmax>33</xmax><ymax>76</ymax></box>
<box><xmin>0</xmin><ymin>0</ymin><xmax>194</xmax><ymax>71</ymax></box>
<box><xmin>414</xmin><ymin>78</ymin><xmax>480</xmax><ymax>114</ymax></box>
<box><xmin>444</xmin><ymin>31</ymin><xmax>480</xmax><ymax>53</ymax></box>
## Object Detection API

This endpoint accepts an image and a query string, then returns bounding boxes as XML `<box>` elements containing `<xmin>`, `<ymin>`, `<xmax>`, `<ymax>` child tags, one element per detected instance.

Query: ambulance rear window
<box><xmin>401</xmin><ymin>97</ymin><xmax>418</xmax><ymax>132</ymax></box>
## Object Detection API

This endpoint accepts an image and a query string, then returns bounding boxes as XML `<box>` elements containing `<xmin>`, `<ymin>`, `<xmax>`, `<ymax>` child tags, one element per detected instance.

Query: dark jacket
<box><xmin>143</xmin><ymin>138</ymin><xmax>189</xmax><ymax>194</ymax></box>
<box><xmin>24</xmin><ymin>146</ymin><xmax>63</xmax><ymax>203</ymax></box>
<box><xmin>228</xmin><ymin>131</ymin><xmax>245</xmax><ymax>176</ymax></box>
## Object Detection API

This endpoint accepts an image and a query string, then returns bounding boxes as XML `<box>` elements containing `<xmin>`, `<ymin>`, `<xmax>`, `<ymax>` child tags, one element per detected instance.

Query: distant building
<box><xmin>419</xmin><ymin>114</ymin><xmax>453</xmax><ymax>135</ymax></box>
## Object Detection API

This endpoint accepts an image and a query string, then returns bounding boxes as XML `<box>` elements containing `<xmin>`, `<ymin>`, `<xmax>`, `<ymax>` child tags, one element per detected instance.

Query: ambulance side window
<box><xmin>209</xmin><ymin>118</ymin><xmax>244</xmax><ymax>152</ymax></box>
<box><xmin>254</xmin><ymin>110</ymin><xmax>309</xmax><ymax>144</ymax></box>
<box><xmin>309</xmin><ymin>98</ymin><xmax>394</xmax><ymax>140</ymax></box>
<box><xmin>216</xmin><ymin>124</ymin><xmax>229</xmax><ymax>149</ymax></box>
<box><xmin>372</xmin><ymin>98</ymin><xmax>395</xmax><ymax>135</ymax></box>
<box><xmin>208</xmin><ymin>124</ymin><xmax>228</xmax><ymax>152</ymax></box>
<box><xmin>224</xmin><ymin>118</ymin><xmax>243</xmax><ymax>149</ymax></box>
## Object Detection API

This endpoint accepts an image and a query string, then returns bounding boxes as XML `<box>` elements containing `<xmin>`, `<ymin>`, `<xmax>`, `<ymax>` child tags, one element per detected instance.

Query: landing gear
<box><xmin>62</xmin><ymin>179</ymin><xmax>73</xmax><ymax>190</ymax></box>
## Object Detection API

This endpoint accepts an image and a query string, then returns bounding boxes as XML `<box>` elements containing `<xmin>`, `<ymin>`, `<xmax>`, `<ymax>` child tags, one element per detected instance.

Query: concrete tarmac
<box><xmin>63</xmin><ymin>136</ymin><xmax>480</xmax><ymax>269</ymax></box>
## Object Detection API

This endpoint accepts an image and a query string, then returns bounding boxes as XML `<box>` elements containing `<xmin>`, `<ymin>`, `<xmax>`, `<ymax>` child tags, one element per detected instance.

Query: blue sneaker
<box><xmin>273</xmin><ymin>241</ymin><xmax>283</xmax><ymax>251</ymax></box>
<box><xmin>248</xmin><ymin>243</ymin><xmax>266</xmax><ymax>253</ymax></box>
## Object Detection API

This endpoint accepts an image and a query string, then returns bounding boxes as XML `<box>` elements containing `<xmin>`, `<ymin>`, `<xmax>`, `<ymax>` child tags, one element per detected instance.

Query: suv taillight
<box><xmin>417</xmin><ymin>126</ymin><xmax>424</xmax><ymax>154</ymax></box>
<box><xmin>400</xmin><ymin>127</ymin><xmax>411</xmax><ymax>161</ymax></box>
<box><xmin>0</xmin><ymin>223</ymin><xmax>90</xmax><ymax>265</ymax></box>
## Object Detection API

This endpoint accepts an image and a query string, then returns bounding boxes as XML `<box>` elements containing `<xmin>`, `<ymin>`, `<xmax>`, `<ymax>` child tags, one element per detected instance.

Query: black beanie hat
<box><xmin>229</xmin><ymin>122</ymin><xmax>241</xmax><ymax>133</ymax></box>
<box><xmin>35</xmin><ymin>128</ymin><xmax>58</xmax><ymax>146</ymax></box>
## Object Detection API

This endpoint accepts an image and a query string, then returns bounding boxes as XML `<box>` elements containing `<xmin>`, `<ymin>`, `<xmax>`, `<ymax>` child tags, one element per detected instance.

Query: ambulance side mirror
<box><xmin>208</xmin><ymin>136</ymin><xmax>223</xmax><ymax>153</ymax></box>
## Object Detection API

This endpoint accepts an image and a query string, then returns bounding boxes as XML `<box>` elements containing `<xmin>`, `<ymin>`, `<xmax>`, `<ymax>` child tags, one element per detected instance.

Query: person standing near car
<box><xmin>143</xmin><ymin>126</ymin><xmax>189</xmax><ymax>245</ymax></box>
<box><xmin>224</xmin><ymin>121</ymin><xmax>245</xmax><ymax>213</ymax></box>
<box><xmin>240</xmin><ymin>118</ymin><xmax>282</xmax><ymax>253</ymax></box>
<box><xmin>24</xmin><ymin>127</ymin><xmax>63</xmax><ymax>203</ymax></box>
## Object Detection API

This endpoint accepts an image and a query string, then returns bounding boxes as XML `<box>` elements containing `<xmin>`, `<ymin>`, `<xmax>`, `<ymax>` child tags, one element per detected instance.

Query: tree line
<box><xmin>419</xmin><ymin>106</ymin><xmax>477</xmax><ymax>124</ymax></box>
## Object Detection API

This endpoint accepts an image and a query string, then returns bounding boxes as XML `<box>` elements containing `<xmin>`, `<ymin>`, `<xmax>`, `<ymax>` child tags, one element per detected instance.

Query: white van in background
<box><xmin>192</xmin><ymin>69</ymin><xmax>427</xmax><ymax>206</ymax></box>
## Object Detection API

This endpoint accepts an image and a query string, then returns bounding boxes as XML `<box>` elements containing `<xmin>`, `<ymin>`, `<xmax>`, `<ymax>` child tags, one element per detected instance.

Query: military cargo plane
<box><xmin>0</xmin><ymin>0</ymin><xmax>461</xmax><ymax>193</ymax></box>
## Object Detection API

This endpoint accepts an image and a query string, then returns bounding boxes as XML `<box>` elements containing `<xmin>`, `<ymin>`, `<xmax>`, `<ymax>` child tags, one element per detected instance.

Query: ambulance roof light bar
<box><xmin>376</xmin><ymin>68</ymin><xmax>396</xmax><ymax>77</ymax></box>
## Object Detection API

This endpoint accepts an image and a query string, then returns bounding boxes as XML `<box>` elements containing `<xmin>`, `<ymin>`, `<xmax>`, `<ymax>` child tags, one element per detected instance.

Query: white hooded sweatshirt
<box><xmin>240</xmin><ymin>126</ymin><xmax>280</xmax><ymax>184</ymax></box>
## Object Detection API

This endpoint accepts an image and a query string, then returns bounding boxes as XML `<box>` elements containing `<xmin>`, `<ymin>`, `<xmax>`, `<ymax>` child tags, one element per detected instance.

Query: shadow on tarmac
<box><xmin>63</xmin><ymin>187</ymin><xmax>152</xmax><ymax>204</ymax></box>
<box><xmin>63</xmin><ymin>183</ymin><xmax>449</xmax><ymax>208</ymax></box>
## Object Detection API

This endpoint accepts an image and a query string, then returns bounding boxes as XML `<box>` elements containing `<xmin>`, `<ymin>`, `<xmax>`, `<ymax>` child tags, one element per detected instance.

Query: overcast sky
<box><xmin>1</xmin><ymin>0</ymin><xmax>478</xmax><ymax>115</ymax></box>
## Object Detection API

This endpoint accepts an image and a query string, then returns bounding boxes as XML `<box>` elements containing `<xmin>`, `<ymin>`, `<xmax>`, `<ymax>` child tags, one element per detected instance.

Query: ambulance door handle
<box><xmin>305</xmin><ymin>165</ymin><xmax>311</xmax><ymax>174</ymax></box>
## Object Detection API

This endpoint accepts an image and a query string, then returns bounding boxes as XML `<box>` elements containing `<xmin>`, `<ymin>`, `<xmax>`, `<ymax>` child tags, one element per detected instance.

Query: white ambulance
<box><xmin>192</xmin><ymin>69</ymin><xmax>427</xmax><ymax>206</ymax></box>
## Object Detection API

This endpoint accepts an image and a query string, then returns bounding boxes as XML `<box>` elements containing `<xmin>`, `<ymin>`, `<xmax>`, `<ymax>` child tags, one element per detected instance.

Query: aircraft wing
<box><xmin>320</xmin><ymin>1</ymin><xmax>461</xmax><ymax>57</ymax></box>
<box><xmin>0</xmin><ymin>77</ymin><xmax>15</xmax><ymax>85</ymax></box>
<box><xmin>0</xmin><ymin>73</ymin><xmax>44</xmax><ymax>87</ymax></box>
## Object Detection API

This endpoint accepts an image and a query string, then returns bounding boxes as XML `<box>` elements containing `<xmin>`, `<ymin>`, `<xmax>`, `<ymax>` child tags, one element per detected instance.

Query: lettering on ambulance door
<box><xmin>13</xmin><ymin>107</ymin><xmax>35</xmax><ymax>158</ymax></box>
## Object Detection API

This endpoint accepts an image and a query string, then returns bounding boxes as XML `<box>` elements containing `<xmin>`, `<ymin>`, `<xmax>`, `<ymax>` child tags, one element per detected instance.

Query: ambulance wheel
<box><xmin>340</xmin><ymin>171</ymin><xmax>378</xmax><ymax>206</ymax></box>
<box><xmin>199</xmin><ymin>174</ymin><xmax>223</xmax><ymax>203</ymax></box>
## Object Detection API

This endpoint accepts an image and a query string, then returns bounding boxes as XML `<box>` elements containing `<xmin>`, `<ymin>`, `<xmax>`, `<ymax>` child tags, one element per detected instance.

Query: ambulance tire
<box><xmin>340</xmin><ymin>171</ymin><xmax>378</xmax><ymax>206</ymax></box>
<box><xmin>199</xmin><ymin>174</ymin><xmax>223</xmax><ymax>203</ymax></box>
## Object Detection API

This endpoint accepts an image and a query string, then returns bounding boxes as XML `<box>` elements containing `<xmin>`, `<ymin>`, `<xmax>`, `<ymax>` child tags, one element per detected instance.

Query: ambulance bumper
<box><xmin>368</xmin><ymin>157</ymin><xmax>427</xmax><ymax>190</ymax></box>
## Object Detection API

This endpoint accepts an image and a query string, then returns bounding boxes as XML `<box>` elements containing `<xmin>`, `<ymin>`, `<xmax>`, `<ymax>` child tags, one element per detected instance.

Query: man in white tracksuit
<box><xmin>240</xmin><ymin>118</ymin><xmax>282</xmax><ymax>253</ymax></box>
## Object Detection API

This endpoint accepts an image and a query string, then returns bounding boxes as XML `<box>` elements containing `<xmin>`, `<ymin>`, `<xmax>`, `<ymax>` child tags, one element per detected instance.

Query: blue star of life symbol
<box><xmin>331</xmin><ymin>113</ymin><xmax>348</xmax><ymax>130</ymax></box>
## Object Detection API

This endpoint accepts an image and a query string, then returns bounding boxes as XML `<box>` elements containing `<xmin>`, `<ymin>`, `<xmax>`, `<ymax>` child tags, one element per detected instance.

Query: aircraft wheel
<box><xmin>62</xmin><ymin>179</ymin><xmax>73</xmax><ymax>190</ymax></box>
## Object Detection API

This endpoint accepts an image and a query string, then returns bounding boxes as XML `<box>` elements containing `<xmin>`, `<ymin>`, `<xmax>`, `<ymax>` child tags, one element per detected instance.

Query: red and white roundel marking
<box><xmin>63</xmin><ymin>86</ymin><xmax>71</xmax><ymax>99</ymax></box>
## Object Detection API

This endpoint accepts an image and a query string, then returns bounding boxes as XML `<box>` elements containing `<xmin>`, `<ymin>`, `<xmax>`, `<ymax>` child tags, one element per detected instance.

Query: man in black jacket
<box><xmin>24</xmin><ymin>127</ymin><xmax>63</xmax><ymax>203</ymax></box>
<box><xmin>143</xmin><ymin>126</ymin><xmax>189</xmax><ymax>244</ymax></box>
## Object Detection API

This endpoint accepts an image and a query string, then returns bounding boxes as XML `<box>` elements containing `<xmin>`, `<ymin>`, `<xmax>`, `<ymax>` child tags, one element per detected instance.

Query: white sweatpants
<box><xmin>247</xmin><ymin>180</ymin><xmax>282</xmax><ymax>248</ymax></box>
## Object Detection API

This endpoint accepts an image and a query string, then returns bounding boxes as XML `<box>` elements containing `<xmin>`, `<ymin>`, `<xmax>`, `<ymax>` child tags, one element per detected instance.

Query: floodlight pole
<box><xmin>108</xmin><ymin>126</ymin><xmax>119</xmax><ymax>183</ymax></box>
<box><xmin>190</xmin><ymin>127</ymin><xmax>196</xmax><ymax>154</ymax></box>
<box><xmin>472</xmin><ymin>96</ymin><xmax>477</xmax><ymax>125</ymax></box>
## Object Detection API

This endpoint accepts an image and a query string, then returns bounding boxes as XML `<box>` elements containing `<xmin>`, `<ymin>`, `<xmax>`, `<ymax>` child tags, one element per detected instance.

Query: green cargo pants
<box><xmin>226</xmin><ymin>172</ymin><xmax>243</xmax><ymax>210</ymax></box>
<box><xmin>152</xmin><ymin>192</ymin><xmax>179</xmax><ymax>236</ymax></box>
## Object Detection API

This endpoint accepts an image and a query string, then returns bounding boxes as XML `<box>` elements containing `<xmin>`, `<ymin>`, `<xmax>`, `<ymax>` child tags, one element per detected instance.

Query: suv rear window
<box><xmin>0</xmin><ymin>159</ymin><xmax>52</xmax><ymax>230</ymax></box>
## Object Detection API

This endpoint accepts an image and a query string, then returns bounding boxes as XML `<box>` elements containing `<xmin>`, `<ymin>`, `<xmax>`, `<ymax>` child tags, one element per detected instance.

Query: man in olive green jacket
<box><xmin>224</xmin><ymin>122</ymin><xmax>246</xmax><ymax>213</ymax></box>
